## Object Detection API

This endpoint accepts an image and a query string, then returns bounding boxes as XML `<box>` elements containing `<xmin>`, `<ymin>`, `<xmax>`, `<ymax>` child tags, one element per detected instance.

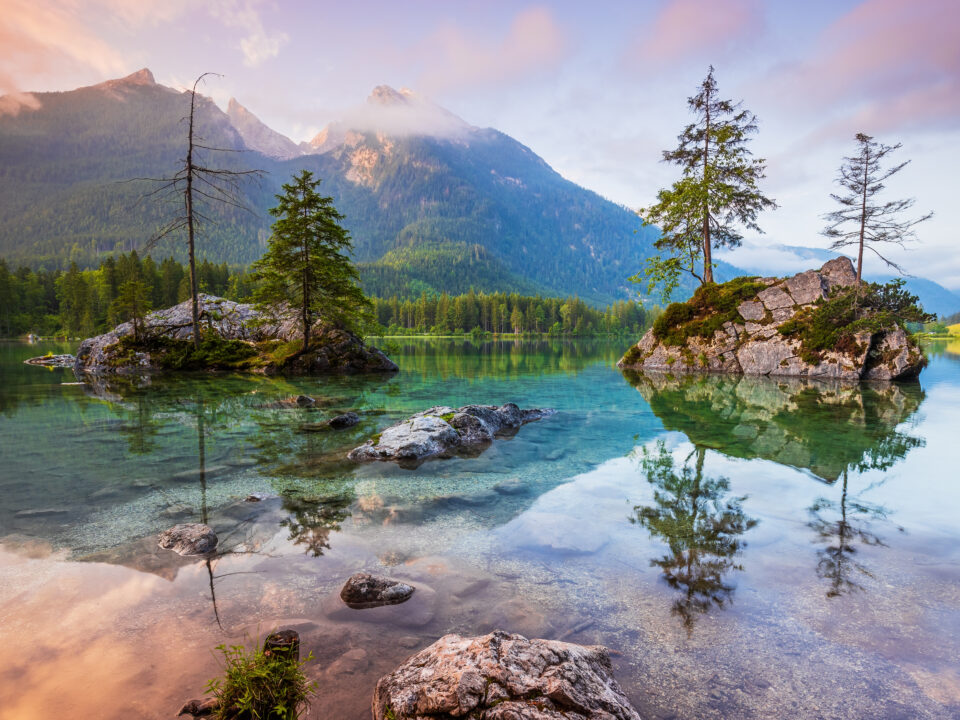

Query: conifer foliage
<box><xmin>821</xmin><ymin>133</ymin><xmax>932</xmax><ymax>284</ymax></box>
<box><xmin>638</xmin><ymin>66</ymin><xmax>775</xmax><ymax>300</ymax></box>
<box><xmin>252</xmin><ymin>170</ymin><xmax>371</xmax><ymax>351</ymax></box>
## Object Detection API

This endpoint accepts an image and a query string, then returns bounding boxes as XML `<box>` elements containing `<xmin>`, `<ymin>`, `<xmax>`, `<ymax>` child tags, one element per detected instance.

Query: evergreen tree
<box><xmin>821</xmin><ymin>133</ymin><xmax>932</xmax><ymax>284</ymax></box>
<box><xmin>252</xmin><ymin>170</ymin><xmax>371</xmax><ymax>351</ymax></box>
<box><xmin>637</xmin><ymin>66</ymin><xmax>775</xmax><ymax>299</ymax></box>
<box><xmin>111</xmin><ymin>279</ymin><xmax>152</xmax><ymax>342</ymax></box>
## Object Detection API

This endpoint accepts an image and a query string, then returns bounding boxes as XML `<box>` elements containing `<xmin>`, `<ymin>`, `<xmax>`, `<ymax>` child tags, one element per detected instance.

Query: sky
<box><xmin>2</xmin><ymin>0</ymin><xmax>959</xmax><ymax>289</ymax></box>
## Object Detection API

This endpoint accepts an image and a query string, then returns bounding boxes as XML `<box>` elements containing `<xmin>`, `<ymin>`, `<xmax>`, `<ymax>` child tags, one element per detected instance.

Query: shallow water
<box><xmin>1</xmin><ymin>337</ymin><xmax>959</xmax><ymax>719</ymax></box>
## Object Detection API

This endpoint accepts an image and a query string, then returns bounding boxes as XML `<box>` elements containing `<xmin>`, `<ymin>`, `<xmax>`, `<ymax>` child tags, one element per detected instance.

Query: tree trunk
<box><xmin>186</xmin><ymin>84</ymin><xmax>200</xmax><ymax>349</ymax></box>
<box><xmin>301</xmin><ymin>204</ymin><xmax>310</xmax><ymax>354</ymax></box>
<box><xmin>702</xmin><ymin>100</ymin><xmax>713</xmax><ymax>284</ymax></box>
<box><xmin>856</xmin><ymin>153</ymin><xmax>869</xmax><ymax>285</ymax></box>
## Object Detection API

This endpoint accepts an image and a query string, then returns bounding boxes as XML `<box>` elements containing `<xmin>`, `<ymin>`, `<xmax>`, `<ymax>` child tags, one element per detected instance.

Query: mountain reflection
<box><xmin>631</xmin><ymin>441</ymin><xmax>757</xmax><ymax>634</ymax></box>
<box><xmin>623</xmin><ymin>372</ymin><xmax>925</xmax><ymax>482</ymax></box>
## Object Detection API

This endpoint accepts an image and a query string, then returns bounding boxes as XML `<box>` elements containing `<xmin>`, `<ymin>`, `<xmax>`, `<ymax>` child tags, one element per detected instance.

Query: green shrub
<box><xmin>206</xmin><ymin>637</ymin><xmax>316</xmax><ymax>720</ymax></box>
<box><xmin>652</xmin><ymin>276</ymin><xmax>765</xmax><ymax>346</ymax></box>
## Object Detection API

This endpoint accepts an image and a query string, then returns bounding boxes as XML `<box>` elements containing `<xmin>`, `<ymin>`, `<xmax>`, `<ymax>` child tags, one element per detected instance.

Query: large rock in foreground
<box><xmin>373</xmin><ymin>630</ymin><xmax>642</xmax><ymax>720</ymax></box>
<box><xmin>348</xmin><ymin>403</ymin><xmax>554</xmax><ymax>465</ymax></box>
<box><xmin>73</xmin><ymin>294</ymin><xmax>397</xmax><ymax>376</ymax></box>
<box><xmin>619</xmin><ymin>258</ymin><xmax>924</xmax><ymax>381</ymax></box>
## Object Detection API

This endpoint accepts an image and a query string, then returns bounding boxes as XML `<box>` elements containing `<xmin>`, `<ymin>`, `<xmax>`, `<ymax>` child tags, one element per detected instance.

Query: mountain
<box><xmin>731</xmin><ymin>245</ymin><xmax>960</xmax><ymax>318</ymax></box>
<box><xmin>226</xmin><ymin>98</ymin><xmax>301</xmax><ymax>160</ymax></box>
<box><xmin>0</xmin><ymin>70</ymin><xmax>668</xmax><ymax>304</ymax></box>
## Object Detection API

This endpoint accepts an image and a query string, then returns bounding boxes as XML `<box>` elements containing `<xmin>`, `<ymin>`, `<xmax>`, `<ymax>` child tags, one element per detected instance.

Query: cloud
<box><xmin>418</xmin><ymin>6</ymin><xmax>567</xmax><ymax>93</ymax></box>
<box><xmin>766</xmin><ymin>0</ymin><xmax>960</xmax><ymax>135</ymax></box>
<box><xmin>0</xmin><ymin>0</ymin><xmax>129</xmax><ymax>112</ymax></box>
<box><xmin>210</xmin><ymin>0</ymin><xmax>289</xmax><ymax>67</ymax></box>
<box><xmin>630</xmin><ymin>0</ymin><xmax>764</xmax><ymax>67</ymax></box>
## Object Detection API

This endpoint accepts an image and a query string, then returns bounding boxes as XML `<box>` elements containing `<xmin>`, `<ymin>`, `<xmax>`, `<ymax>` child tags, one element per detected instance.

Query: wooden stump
<box><xmin>265</xmin><ymin>629</ymin><xmax>300</xmax><ymax>661</ymax></box>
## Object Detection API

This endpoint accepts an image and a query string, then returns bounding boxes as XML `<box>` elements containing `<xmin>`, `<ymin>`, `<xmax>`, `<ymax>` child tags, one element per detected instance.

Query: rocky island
<box><xmin>618</xmin><ymin>258</ymin><xmax>926</xmax><ymax>381</ymax></box>
<box><xmin>73</xmin><ymin>294</ymin><xmax>397</xmax><ymax>376</ymax></box>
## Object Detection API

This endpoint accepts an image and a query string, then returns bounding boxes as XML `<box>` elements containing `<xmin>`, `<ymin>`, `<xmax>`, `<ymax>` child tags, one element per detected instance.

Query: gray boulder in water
<box><xmin>618</xmin><ymin>257</ymin><xmax>925</xmax><ymax>381</ymax></box>
<box><xmin>340</xmin><ymin>572</ymin><xmax>415</xmax><ymax>608</ymax></box>
<box><xmin>372</xmin><ymin>629</ymin><xmax>643</xmax><ymax>720</ymax></box>
<box><xmin>158</xmin><ymin>523</ymin><xmax>218</xmax><ymax>556</ymax></box>
<box><xmin>348</xmin><ymin>403</ymin><xmax>554</xmax><ymax>464</ymax></box>
<box><xmin>73</xmin><ymin>293</ymin><xmax>398</xmax><ymax>376</ymax></box>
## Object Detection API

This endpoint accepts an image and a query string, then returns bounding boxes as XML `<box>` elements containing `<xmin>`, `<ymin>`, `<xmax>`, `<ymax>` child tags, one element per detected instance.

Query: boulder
<box><xmin>24</xmin><ymin>354</ymin><xmax>76</xmax><ymax>368</ymax></box>
<box><xmin>73</xmin><ymin>294</ymin><xmax>398</xmax><ymax>376</ymax></box>
<box><xmin>158</xmin><ymin>523</ymin><xmax>217</xmax><ymax>556</ymax></box>
<box><xmin>372</xmin><ymin>630</ymin><xmax>642</xmax><ymax>720</ymax></box>
<box><xmin>340</xmin><ymin>572</ymin><xmax>415</xmax><ymax>608</ymax></box>
<box><xmin>618</xmin><ymin>258</ymin><xmax>924</xmax><ymax>381</ymax></box>
<box><xmin>328</xmin><ymin>412</ymin><xmax>360</xmax><ymax>429</ymax></box>
<box><xmin>348</xmin><ymin>403</ymin><xmax>554</xmax><ymax>464</ymax></box>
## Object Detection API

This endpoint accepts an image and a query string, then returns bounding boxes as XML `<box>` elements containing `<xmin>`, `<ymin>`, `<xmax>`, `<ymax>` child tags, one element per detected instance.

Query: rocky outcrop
<box><xmin>73</xmin><ymin>294</ymin><xmax>397</xmax><ymax>376</ymax></box>
<box><xmin>372</xmin><ymin>630</ymin><xmax>642</xmax><ymax>720</ymax></box>
<box><xmin>24</xmin><ymin>354</ymin><xmax>76</xmax><ymax>367</ymax></box>
<box><xmin>348</xmin><ymin>403</ymin><xmax>554</xmax><ymax>465</ymax></box>
<box><xmin>158</xmin><ymin>523</ymin><xmax>218</xmax><ymax>556</ymax></box>
<box><xmin>340</xmin><ymin>572</ymin><xmax>415</xmax><ymax>608</ymax></box>
<box><xmin>619</xmin><ymin>258</ymin><xmax>924</xmax><ymax>381</ymax></box>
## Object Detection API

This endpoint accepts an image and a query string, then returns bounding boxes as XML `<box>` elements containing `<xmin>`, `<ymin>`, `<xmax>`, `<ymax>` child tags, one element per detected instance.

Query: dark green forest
<box><xmin>0</xmin><ymin>252</ymin><xmax>654</xmax><ymax>339</ymax></box>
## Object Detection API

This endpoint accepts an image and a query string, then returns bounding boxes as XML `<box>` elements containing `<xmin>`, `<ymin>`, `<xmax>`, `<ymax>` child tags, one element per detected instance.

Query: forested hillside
<box><xmin>0</xmin><ymin>70</ymin><xmax>665</xmax><ymax>305</ymax></box>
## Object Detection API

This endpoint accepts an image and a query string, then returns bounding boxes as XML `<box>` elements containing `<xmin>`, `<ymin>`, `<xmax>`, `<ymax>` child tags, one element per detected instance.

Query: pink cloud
<box><xmin>631</xmin><ymin>0</ymin><xmax>764</xmax><ymax>66</ymax></box>
<box><xmin>771</xmin><ymin>0</ymin><xmax>960</xmax><ymax>134</ymax></box>
<box><xmin>418</xmin><ymin>6</ymin><xmax>568</xmax><ymax>93</ymax></box>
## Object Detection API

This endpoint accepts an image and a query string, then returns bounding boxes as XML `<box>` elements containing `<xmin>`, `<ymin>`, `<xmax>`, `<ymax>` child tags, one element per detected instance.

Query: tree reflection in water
<box><xmin>632</xmin><ymin>441</ymin><xmax>757</xmax><ymax>634</ymax></box>
<box><xmin>281</xmin><ymin>494</ymin><xmax>353</xmax><ymax>557</ymax></box>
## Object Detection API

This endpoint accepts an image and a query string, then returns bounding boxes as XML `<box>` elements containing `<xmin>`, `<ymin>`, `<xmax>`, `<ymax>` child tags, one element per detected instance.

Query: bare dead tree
<box><xmin>822</xmin><ymin>133</ymin><xmax>932</xmax><ymax>284</ymax></box>
<box><xmin>139</xmin><ymin>73</ymin><xmax>263</xmax><ymax>347</ymax></box>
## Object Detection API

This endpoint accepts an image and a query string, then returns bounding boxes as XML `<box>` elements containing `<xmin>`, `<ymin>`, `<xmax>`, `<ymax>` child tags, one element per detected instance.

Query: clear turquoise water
<box><xmin>1</xmin><ymin>338</ymin><xmax>959</xmax><ymax>719</ymax></box>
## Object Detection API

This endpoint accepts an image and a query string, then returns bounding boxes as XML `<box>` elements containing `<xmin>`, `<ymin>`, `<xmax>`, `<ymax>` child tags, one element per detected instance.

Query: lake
<box><xmin>1</xmin><ymin>337</ymin><xmax>959</xmax><ymax>719</ymax></box>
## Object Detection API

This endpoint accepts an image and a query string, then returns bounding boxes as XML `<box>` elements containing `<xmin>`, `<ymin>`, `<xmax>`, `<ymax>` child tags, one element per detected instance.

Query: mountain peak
<box><xmin>368</xmin><ymin>85</ymin><xmax>414</xmax><ymax>106</ymax></box>
<box><xmin>123</xmin><ymin>68</ymin><xmax>156</xmax><ymax>85</ymax></box>
<box><xmin>226</xmin><ymin>97</ymin><xmax>301</xmax><ymax>160</ymax></box>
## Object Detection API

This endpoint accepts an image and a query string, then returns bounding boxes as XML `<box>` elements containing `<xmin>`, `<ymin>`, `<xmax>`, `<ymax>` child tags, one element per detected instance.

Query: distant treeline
<box><xmin>0</xmin><ymin>252</ymin><xmax>654</xmax><ymax>338</ymax></box>
<box><xmin>372</xmin><ymin>292</ymin><xmax>651</xmax><ymax>336</ymax></box>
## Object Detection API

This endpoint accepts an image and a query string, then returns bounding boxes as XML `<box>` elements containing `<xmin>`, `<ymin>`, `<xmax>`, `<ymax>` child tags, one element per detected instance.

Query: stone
<box><xmin>178</xmin><ymin>697</ymin><xmax>219</xmax><ymax>717</ymax></box>
<box><xmin>863</xmin><ymin>328</ymin><xmax>924</xmax><ymax>381</ymax></box>
<box><xmin>158</xmin><ymin>523</ymin><xmax>217</xmax><ymax>556</ymax></box>
<box><xmin>737</xmin><ymin>300</ymin><xmax>766</xmax><ymax>321</ymax></box>
<box><xmin>295</xmin><ymin>394</ymin><xmax>316</xmax><ymax>407</ymax></box>
<box><xmin>159</xmin><ymin>503</ymin><xmax>193</xmax><ymax>519</ymax></box>
<box><xmin>756</xmin><ymin>285</ymin><xmax>795</xmax><ymax>310</ymax></box>
<box><xmin>617</xmin><ymin>258</ymin><xmax>923</xmax><ymax>381</ymax></box>
<box><xmin>784</xmin><ymin>269</ymin><xmax>827</xmax><ymax>305</ymax></box>
<box><xmin>14</xmin><ymin>508</ymin><xmax>69</xmax><ymax>518</ymax></box>
<box><xmin>340</xmin><ymin>572</ymin><xmax>415</xmax><ymax>608</ymax></box>
<box><xmin>24</xmin><ymin>354</ymin><xmax>76</xmax><ymax>368</ymax></box>
<box><xmin>328</xmin><ymin>412</ymin><xmax>360</xmax><ymax>429</ymax></box>
<box><xmin>73</xmin><ymin>293</ymin><xmax>399</xmax><ymax>376</ymax></box>
<box><xmin>326</xmin><ymin>647</ymin><xmax>369</xmax><ymax>676</ymax></box>
<box><xmin>348</xmin><ymin>403</ymin><xmax>554</xmax><ymax>464</ymax></box>
<box><xmin>372</xmin><ymin>630</ymin><xmax>642</xmax><ymax>720</ymax></box>
<box><xmin>821</xmin><ymin>256</ymin><xmax>858</xmax><ymax>289</ymax></box>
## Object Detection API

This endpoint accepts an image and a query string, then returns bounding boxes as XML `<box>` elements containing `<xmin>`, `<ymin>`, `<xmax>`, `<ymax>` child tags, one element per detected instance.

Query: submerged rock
<box><xmin>348</xmin><ymin>403</ymin><xmax>554</xmax><ymax>464</ymax></box>
<box><xmin>24</xmin><ymin>354</ymin><xmax>76</xmax><ymax>368</ymax></box>
<box><xmin>340</xmin><ymin>572</ymin><xmax>415</xmax><ymax>609</ymax></box>
<box><xmin>158</xmin><ymin>523</ymin><xmax>217</xmax><ymax>556</ymax></box>
<box><xmin>73</xmin><ymin>293</ymin><xmax>397</xmax><ymax>376</ymax></box>
<box><xmin>328</xmin><ymin>411</ymin><xmax>360</xmax><ymax>429</ymax></box>
<box><xmin>618</xmin><ymin>258</ymin><xmax>924</xmax><ymax>381</ymax></box>
<box><xmin>372</xmin><ymin>629</ymin><xmax>642</xmax><ymax>720</ymax></box>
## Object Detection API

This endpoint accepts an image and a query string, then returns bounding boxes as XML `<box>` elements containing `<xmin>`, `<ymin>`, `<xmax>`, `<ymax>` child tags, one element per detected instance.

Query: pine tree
<box><xmin>111</xmin><ymin>279</ymin><xmax>152</xmax><ymax>342</ymax></box>
<box><xmin>637</xmin><ymin>66</ymin><xmax>775</xmax><ymax>300</ymax></box>
<box><xmin>252</xmin><ymin>170</ymin><xmax>371</xmax><ymax>352</ymax></box>
<box><xmin>821</xmin><ymin>133</ymin><xmax>932</xmax><ymax>284</ymax></box>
